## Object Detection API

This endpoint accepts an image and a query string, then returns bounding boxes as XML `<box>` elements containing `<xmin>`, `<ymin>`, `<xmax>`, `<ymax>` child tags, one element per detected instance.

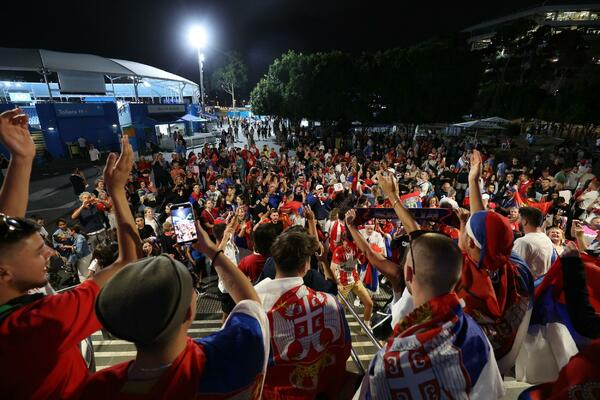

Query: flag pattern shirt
<box><xmin>254</xmin><ymin>277</ymin><xmax>351</xmax><ymax>399</ymax></box>
<box><xmin>357</xmin><ymin>293</ymin><xmax>505</xmax><ymax>400</ymax></box>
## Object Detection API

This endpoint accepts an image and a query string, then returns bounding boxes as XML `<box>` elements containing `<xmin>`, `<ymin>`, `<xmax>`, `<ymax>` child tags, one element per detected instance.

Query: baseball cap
<box><xmin>95</xmin><ymin>255</ymin><xmax>194</xmax><ymax>346</ymax></box>
<box><xmin>315</xmin><ymin>184</ymin><xmax>324</xmax><ymax>190</ymax></box>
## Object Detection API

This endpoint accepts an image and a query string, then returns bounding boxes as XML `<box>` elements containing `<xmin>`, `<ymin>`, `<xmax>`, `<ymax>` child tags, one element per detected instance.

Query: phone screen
<box><xmin>171</xmin><ymin>203</ymin><xmax>198</xmax><ymax>244</ymax></box>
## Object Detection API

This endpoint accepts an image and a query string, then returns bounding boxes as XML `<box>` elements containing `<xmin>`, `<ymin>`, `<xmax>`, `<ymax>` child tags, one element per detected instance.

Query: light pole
<box><xmin>188</xmin><ymin>25</ymin><xmax>208</xmax><ymax>111</ymax></box>
<box><xmin>198</xmin><ymin>51</ymin><xmax>205</xmax><ymax>110</ymax></box>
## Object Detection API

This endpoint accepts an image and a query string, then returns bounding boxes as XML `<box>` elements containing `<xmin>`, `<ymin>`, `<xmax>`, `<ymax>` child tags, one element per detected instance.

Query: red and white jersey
<box><xmin>332</xmin><ymin>244</ymin><xmax>359</xmax><ymax>286</ymax></box>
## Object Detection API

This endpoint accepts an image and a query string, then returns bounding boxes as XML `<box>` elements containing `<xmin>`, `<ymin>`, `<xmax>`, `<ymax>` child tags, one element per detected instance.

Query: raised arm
<box><xmin>345</xmin><ymin>209</ymin><xmax>403</xmax><ymax>293</ymax></box>
<box><xmin>92</xmin><ymin>137</ymin><xmax>143</xmax><ymax>288</ymax></box>
<box><xmin>194</xmin><ymin>222</ymin><xmax>260</xmax><ymax>304</ymax></box>
<box><xmin>218</xmin><ymin>216</ymin><xmax>238</xmax><ymax>251</ymax></box>
<box><xmin>376</xmin><ymin>171</ymin><xmax>419</xmax><ymax>234</ymax></box>
<box><xmin>468</xmin><ymin>149</ymin><xmax>484</xmax><ymax>214</ymax></box>
<box><xmin>0</xmin><ymin>109</ymin><xmax>36</xmax><ymax>217</ymax></box>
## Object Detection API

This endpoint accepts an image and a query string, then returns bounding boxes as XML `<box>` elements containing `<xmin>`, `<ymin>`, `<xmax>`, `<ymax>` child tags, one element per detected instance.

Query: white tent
<box><xmin>0</xmin><ymin>47</ymin><xmax>196</xmax><ymax>85</ymax></box>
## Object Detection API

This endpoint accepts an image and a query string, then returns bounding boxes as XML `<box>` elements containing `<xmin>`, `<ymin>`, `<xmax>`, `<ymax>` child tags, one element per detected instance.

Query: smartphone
<box><xmin>170</xmin><ymin>202</ymin><xmax>198</xmax><ymax>244</ymax></box>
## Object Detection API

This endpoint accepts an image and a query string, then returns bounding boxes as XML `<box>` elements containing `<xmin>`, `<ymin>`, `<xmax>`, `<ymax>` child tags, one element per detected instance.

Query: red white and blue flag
<box><xmin>356</xmin><ymin>293</ymin><xmax>505</xmax><ymax>399</ymax></box>
<box><xmin>515</xmin><ymin>255</ymin><xmax>600</xmax><ymax>384</ymax></box>
<box><xmin>254</xmin><ymin>278</ymin><xmax>351</xmax><ymax>400</ymax></box>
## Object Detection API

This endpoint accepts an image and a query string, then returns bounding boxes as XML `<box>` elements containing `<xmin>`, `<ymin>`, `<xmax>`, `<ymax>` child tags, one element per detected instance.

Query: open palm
<box><xmin>0</xmin><ymin>109</ymin><xmax>35</xmax><ymax>159</ymax></box>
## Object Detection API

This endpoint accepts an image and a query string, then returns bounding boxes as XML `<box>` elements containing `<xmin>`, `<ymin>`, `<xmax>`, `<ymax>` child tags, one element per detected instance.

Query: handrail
<box><xmin>339</xmin><ymin>294</ymin><xmax>382</xmax><ymax>351</ymax></box>
<box><xmin>349</xmin><ymin>347</ymin><xmax>366</xmax><ymax>375</ymax></box>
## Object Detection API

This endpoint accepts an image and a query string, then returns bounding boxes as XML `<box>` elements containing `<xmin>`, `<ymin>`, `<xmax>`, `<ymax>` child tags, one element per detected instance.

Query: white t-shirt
<box><xmin>89</xmin><ymin>148</ymin><xmax>100</xmax><ymax>162</ymax></box>
<box><xmin>578</xmin><ymin>190</ymin><xmax>599</xmax><ymax>210</ymax></box>
<box><xmin>512</xmin><ymin>232</ymin><xmax>555</xmax><ymax>279</ymax></box>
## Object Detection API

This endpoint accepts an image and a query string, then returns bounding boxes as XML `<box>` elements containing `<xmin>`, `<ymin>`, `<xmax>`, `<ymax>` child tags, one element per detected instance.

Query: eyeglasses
<box><xmin>0</xmin><ymin>213</ymin><xmax>26</xmax><ymax>239</ymax></box>
<box><xmin>407</xmin><ymin>229</ymin><xmax>450</xmax><ymax>276</ymax></box>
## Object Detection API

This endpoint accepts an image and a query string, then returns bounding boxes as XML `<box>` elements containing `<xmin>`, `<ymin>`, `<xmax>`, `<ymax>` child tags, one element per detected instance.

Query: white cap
<box><xmin>315</xmin><ymin>184</ymin><xmax>324</xmax><ymax>190</ymax></box>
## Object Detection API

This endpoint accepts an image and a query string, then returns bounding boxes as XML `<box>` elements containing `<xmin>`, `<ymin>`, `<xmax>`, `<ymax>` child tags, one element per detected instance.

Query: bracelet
<box><xmin>211</xmin><ymin>250</ymin><xmax>224</xmax><ymax>265</ymax></box>
<box><xmin>391</xmin><ymin>198</ymin><xmax>400</xmax><ymax>207</ymax></box>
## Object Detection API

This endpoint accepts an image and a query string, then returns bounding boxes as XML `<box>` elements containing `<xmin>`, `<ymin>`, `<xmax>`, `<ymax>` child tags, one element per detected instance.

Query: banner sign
<box><xmin>147</xmin><ymin>104</ymin><xmax>185</xmax><ymax>114</ymax></box>
<box><xmin>54</xmin><ymin>103</ymin><xmax>104</xmax><ymax>117</ymax></box>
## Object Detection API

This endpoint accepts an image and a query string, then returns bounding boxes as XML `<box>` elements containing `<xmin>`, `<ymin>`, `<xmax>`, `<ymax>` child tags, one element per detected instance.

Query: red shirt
<box><xmin>0</xmin><ymin>280</ymin><xmax>101</xmax><ymax>399</ymax></box>
<box><xmin>81</xmin><ymin>338</ymin><xmax>206</xmax><ymax>400</ymax></box>
<box><xmin>238</xmin><ymin>253</ymin><xmax>267</xmax><ymax>283</ymax></box>
<box><xmin>81</xmin><ymin>301</ymin><xmax>269</xmax><ymax>399</ymax></box>
<box><xmin>332</xmin><ymin>244</ymin><xmax>359</xmax><ymax>286</ymax></box>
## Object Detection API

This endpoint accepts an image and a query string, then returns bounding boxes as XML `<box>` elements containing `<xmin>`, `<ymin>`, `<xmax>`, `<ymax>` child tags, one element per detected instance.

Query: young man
<box><xmin>239</xmin><ymin>223</ymin><xmax>277</xmax><ymax>283</ymax></box>
<box><xmin>330</xmin><ymin>235</ymin><xmax>373</xmax><ymax>328</ymax></box>
<box><xmin>80</xmin><ymin>223</ymin><xmax>269</xmax><ymax>399</ymax></box>
<box><xmin>0</xmin><ymin>135</ymin><xmax>142</xmax><ymax>399</ymax></box>
<box><xmin>254</xmin><ymin>230</ymin><xmax>351</xmax><ymax>399</ymax></box>
<box><xmin>353</xmin><ymin>224</ymin><xmax>504</xmax><ymax>399</ymax></box>
<box><xmin>513</xmin><ymin>206</ymin><xmax>555</xmax><ymax>279</ymax></box>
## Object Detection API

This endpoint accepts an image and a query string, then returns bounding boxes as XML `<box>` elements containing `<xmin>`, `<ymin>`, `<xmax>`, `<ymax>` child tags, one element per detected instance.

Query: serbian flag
<box><xmin>358</xmin><ymin>243</ymin><xmax>382</xmax><ymax>292</ymax></box>
<box><xmin>516</xmin><ymin>254</ymin><xmax>600</xmax><ymax>384</ymax></box>
<box><xmin>518</xmin><ymin>338</ymin><xmax>600</xmax><ymax>400</ymax></box>
<box><xmin>513</xmin><ymin>191</ymin><xmax>553</xmax><ymax>215</ymax></box>
<box><xmin>357</xmin><ymin>293</ymin><xmax>505</xmax><ymax>399</ymax></box>
<box><xmin>254</xmin><ymin>280</ymin><xmax>351</xmax><ymax>399</ymax></box>
<box><xmin>400</xmin><ymin>191</ymin><xmax>422</xmax><ymax>208</ymax></box>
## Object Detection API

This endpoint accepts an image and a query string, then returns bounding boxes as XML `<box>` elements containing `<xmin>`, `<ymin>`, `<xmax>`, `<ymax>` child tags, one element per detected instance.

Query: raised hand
<box><xmin>193</xmin><ymin>221</ymin><xmax>217</xmax><ymax>254</ymax></box>
<box><xmin>104</xmin><ymin>136</ymin><xmax>134</xmax><ymax>191</ymax></box>
<box><xmin>304</xmin><ymin>207</ymin><xmax>315</xmax><ymax>221</ymax></box>
<box><xmin>375</xmin><ymin>171</ymin><xmax>398</xmax><ymax>198</ymax></box>
<box><xmin>345</xmin><ymin>208</ymin><xmax>356</xmax><ymax>226</ymax></box>
<box><xmin>469</xmin><ymin>149</ymin><xmax>482</xmax><ymax>182</ymax></box>
<box><xmin>0</xmin><ymin>108</ymin><xmax>35</xmax><ymax>159</ymax></box>
<box><xmin>455</xmin><ymin>207</ymin><xmax>471</xmax><ymax>226</ymax></box>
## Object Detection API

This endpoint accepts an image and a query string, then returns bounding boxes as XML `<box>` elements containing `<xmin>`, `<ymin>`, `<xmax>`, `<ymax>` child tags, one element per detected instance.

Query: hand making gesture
<box><xmin>0</xmin><ymin>108</ymin><xmax>35</xmax><ymax>160</ymax></box>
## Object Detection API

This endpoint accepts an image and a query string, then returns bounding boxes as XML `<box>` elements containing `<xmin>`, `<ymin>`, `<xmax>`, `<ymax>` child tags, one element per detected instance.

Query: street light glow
<box><xmin>188</xmin><ymin>25</ymin><xmax>208</xmax><ymax>49</ymax></box>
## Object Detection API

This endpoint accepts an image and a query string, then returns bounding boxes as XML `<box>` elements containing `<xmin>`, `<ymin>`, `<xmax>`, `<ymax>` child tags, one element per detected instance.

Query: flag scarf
<box><xmin>357</xmin><ymin>293</ymin><xmax>504</xmax><ymax>400</ymax></box>
<box><xmin>254</xmin><ymin>278</ymin><xmax>351</xmax><ymax>400</ymax></box>
<box><xmin>462</xmin><ymin>211</ymin><xmax>534</xmax><ymax>373</ymax></box>
<box><xmin>518</xmin><ymin>338</ymin><xmax>600</xmax><ymax>400</ymax></box>
<box><xmin>515</xmin><ymin>255</ymin><xmax>600</xmax><ymax>384</ymax></box>
<box><xmin>513</xmin><ymin>191</ymin><xmax>553</xmax><ymax>215</ymax></box>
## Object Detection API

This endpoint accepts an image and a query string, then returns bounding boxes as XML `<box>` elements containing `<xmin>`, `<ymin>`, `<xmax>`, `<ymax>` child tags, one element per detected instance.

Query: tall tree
<box><xmin>212</xmin><ymin>52</ymin><xmax>247</xmax><ymax>108</ymax></box>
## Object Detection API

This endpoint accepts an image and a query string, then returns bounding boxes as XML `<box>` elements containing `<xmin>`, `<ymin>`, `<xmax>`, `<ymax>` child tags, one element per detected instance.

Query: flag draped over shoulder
<box><xmin>357</xmin><ymin>293</ymin><xmax>504</xmax><ymax>400</ymax></box>
<box><xmin>261</xmin><ymin>283</ymin><xmax>351</xmax><ymax>400</ymax></box>
<box><xmin>461</xmin><ymin>211</ymin><xmax>534</xmax><ymax>374</ymax></box>
<box><xmin>516</xmin><ymin>255</ymin><xmax>600</xmax><ymax>384</ymax></box>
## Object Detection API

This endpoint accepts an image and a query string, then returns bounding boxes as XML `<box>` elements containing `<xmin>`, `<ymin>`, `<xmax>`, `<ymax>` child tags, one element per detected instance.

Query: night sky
<box><xmin>2</xmin><ymin>0</ymin><xmax>546</xmax><ymax>99</ymax></box>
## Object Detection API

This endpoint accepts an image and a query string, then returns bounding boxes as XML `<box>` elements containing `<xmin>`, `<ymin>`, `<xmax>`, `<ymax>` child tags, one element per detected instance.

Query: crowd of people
<box><xmin>1</xmin><ymin>106</ymin><xmax>599</xmax><ymax>399</ymax></box>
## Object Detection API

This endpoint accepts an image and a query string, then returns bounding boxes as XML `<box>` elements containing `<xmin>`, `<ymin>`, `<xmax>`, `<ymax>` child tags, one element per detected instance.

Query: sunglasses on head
<box><xmin>0</xmin><ymin>213</ymin><xmax>26</xmax><ymax>239</ymax></box>
<box><xmin>406</xmin><ymin>229</ymin><xmax>451</xmax><ymax>276</ymax></box>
